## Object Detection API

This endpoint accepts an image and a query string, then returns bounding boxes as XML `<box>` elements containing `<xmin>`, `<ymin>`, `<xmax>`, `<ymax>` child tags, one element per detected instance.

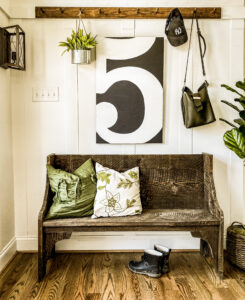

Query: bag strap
<box><xmin>196</xmin><ymin>15</ymin><xmax>206</xmax><ymax>76</ymax></box>
<box><xmin>183</xmin><ymin>10</ymin><xmax>207</xmax><ymax>89</ymax></box>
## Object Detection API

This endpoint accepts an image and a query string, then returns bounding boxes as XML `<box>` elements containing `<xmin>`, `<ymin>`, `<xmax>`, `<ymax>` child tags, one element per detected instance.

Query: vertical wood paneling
<box><xmin>77</xmin><ymin>19</ymin><xmax>135</xmax><ymax>154</ymax></box>
<box><xmin>0</xmin><ymin>10</ymin><xmax>15</xmax><ymax>252</ymax></box>
<box><xmin>11</xmin><ymin>19</ymin><xmax>78</xmax><ymax>237</ymax></box>
<box><xmin>192</xmin><ymin>20</ymin><xmax>232</xmax><ymax>230</ymax></box>
<box><xmin>228</xmin><ymin>20</ymin><xmax>245</xmax><ymax>224</ymax></box>
<box><xmin>9</xmin><ymin>13</ymin><xmax>245</xmax><ymax>250</ymax></box>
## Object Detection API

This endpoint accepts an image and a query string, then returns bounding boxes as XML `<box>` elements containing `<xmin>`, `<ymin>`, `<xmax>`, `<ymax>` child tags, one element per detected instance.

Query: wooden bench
<box><xmin>38</xmin><ymin>153</ymin><xmax>224</xmax><ymax>281</ymax></box>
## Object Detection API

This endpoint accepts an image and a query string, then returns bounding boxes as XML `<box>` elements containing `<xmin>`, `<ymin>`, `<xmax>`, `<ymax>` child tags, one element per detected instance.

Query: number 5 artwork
<box><xmin>96</xmin><ymin>37</ymin><xmax>164</xmax><ymax>144</ymax></box>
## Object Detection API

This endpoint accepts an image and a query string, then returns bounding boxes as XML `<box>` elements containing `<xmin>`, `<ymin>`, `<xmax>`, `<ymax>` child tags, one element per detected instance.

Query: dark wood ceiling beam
<box><xmin>35</xmin><ymin>7</ymin><xmax>221</xmax><ymax>19</ymax></box>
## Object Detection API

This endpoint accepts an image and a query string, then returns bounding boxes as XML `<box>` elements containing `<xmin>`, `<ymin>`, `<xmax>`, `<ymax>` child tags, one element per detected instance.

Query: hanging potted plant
<box><xmin>220</xmin><ymin>79</ymin><xmax>245</xmax><ymax>159</ymax></box>
<box><xmin>59</xmin><ymin>28</ymin><xmax>97</xmax><ymax>64</ymax></box>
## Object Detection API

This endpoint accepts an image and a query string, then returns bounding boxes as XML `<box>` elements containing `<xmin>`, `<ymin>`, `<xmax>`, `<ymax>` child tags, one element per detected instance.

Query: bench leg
<box><xmin>200</xmin><ymin>239</ymin><xmax>210</xmax><ymax>257</ymax></box>
<box><xmin>46</xmin><ymin>232</ymin><xmax>72</xmax><ymax>259</ymax></box>
<box><xmin>38</xmin><ymin>231</ymin><xmax>72</xmax><ymax>281</ymax></box>
<box><xmin>38</xmin><ymin>228</ymin><xmax>46</xmax><ymax>282</ymax></box>
<box><xmin>191</xmin><ymin>225</ymin><xmax>223</xmax><ymax>280</ymax></box>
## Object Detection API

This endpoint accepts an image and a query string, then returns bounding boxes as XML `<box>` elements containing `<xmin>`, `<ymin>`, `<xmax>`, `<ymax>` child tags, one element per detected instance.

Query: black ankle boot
<box><xmin>128</xmin><ymin>250</ymin><xmax>163</xmax><ymax>278</ymax></box>
<box><xmin>154</xmin><ymin>245</ymin><xmax>171</xmax><ymax>274</ymax></box>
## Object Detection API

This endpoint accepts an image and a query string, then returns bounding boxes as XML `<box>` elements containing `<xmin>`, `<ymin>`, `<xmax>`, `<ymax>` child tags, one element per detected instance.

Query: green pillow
<box><xmin>46</xmin><ymin>158</ymin><xmax>97</xmax><ymax>219</ymax></box>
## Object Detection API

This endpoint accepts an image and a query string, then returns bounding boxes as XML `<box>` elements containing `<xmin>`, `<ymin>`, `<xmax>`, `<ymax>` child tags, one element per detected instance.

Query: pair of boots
<box><xmin>128</xmin><ymin>245</ymin><xmax>171</xmax><ymax>278</ymax></box>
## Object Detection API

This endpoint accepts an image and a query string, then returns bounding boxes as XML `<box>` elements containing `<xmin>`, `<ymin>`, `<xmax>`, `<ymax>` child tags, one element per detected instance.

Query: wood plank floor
<box><xmin>0</xmin><ymin>252</ymin><xmax>245</xmax><ymax>300</ymax></box>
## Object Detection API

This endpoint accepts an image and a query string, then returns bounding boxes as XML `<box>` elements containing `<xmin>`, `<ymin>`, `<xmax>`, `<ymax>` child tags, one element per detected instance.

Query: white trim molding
<box><xmin>16</xmin><ymin>233</ymin><xmax>200</xmax><ymax>252</ymax></box>
<box><xmin>0</xmin><ymin>237</ymin><xmax>17</xmax><ymax>272</ymax></box>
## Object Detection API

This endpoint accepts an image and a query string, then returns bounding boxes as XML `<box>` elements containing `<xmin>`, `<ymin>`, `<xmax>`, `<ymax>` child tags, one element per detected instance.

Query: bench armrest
<box><xmin>203</xmin><ymin>153</ymin><xmax>224</xmax><ymax>220</ymax></box>
<box><xmin>38</xmin><ymin>154</ymin><xmax>55</xmax><ymax>224</ymax></box>
<box><xmin>38</xmin><ymin>176</ymin><xmax>53</xmax><ymax>224</ymax></box>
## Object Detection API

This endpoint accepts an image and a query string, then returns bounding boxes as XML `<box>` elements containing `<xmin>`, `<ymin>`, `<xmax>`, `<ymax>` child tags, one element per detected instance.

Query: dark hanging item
<box><xmin>165</xmin><ymin>8</ymin><xmax>188</xmax><ymax>47</ymax></box>
<box><xmin>181</xmin><ymin>10</ymin><xmax>216</xmax><ymax>128</ymax></box>
<box><xmin>0</xmin><ymin>25</ymin><xmax>25</xmax><ymax>70</ymax></box>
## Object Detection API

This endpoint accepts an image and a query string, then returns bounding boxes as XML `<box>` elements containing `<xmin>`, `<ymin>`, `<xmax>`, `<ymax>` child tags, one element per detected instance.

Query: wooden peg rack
<box><xmin>35</xmin><ymin>7</ymin><xmax>221</xmax><ymax>19</ymax></box>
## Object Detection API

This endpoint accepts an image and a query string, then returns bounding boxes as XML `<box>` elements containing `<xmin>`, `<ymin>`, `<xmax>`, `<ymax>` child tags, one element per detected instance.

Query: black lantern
<box><xmin>0</xmin><ymin>25</ymin><xmax>25</xmax><ymax>70</ymax></box>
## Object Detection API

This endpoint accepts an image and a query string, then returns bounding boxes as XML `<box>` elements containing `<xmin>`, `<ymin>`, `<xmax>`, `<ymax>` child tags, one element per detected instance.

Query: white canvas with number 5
<box><xmin>96</xmin><ymin>37</ymin><xmax>164</xmax><ymax>144</ymax></box>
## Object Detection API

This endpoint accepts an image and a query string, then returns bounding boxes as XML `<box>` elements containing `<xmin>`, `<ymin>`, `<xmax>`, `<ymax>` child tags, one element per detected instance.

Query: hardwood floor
<box><xmin>0</xmin><ymin>252</ymin><xmax>245</xmax><ymax>300</ymax></box>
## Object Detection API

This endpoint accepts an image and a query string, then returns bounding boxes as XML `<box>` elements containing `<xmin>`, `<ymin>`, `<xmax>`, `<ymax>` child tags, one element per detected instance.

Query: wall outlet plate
<box><xmin>32</xmin><ymin>87</ymin><xmax>59</xmax><ymax>102</ymax></box>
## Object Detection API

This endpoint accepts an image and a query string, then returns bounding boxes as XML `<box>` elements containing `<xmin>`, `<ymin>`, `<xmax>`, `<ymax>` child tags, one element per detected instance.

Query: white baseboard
<box><xmin>0</xmin><ymin>237</ymin><xmax>17</xmax><ymax>272</ymax></box>
<box><xmin>16</xmin><ymin>232</ymin><xmax>200</xmax><ymax>251</ymax></box>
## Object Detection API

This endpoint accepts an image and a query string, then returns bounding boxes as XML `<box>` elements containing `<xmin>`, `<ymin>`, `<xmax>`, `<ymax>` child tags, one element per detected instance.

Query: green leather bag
<box><xmin>181</xmin><ymin>10</ymin><xmax>216</xmax><ymax>128</ymax></box>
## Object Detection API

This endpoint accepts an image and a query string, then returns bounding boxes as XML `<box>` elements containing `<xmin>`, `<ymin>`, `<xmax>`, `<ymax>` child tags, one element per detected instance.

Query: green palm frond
<box><xmin>221</xmin><ymin>79</ymin><xmax>245</xmax><ymax>159</ymax></box>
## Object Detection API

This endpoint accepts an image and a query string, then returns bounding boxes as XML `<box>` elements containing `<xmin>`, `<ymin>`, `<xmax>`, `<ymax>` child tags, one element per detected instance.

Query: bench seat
<box><xmin>43</xmin><ymin>209</ymin><xmax>220</xmax><ymax>229</ymax></box>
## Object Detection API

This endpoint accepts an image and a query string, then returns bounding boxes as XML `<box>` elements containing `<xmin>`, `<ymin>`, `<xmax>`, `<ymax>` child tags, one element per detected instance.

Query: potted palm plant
<box><xmin>59</xmin><ymin>28</ymin><xmax>97</xmax><ymax>64</ymax></box>
<box><xmin>220</xmin><ymin>79</ymin><xmax>245</xmax><ymax>271</ymax></box>
<box><xmin>220</xmin><ymin>79</ymin><xmax>245</xmax><ymax>159</ymax></box>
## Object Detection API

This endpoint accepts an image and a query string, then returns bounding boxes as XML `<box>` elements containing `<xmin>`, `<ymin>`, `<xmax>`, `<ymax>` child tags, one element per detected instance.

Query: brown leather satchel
<box><xmin>181</xmin><ymin>10</ymin><xmax>216</xmax><ymax>128</ymax></box>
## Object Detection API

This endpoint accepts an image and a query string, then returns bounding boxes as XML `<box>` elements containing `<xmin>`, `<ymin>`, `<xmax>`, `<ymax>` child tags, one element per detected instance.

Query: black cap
<box><xmin>165</xmin><ymin>8</ymin><xmax>188</xmax><ymax>47</ymax></box>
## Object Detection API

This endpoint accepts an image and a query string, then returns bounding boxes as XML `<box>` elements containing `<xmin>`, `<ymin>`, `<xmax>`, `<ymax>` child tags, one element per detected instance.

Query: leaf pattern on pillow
<box><xmin>98</xmin><ymin>186</ymin><xmax>106</xmax><ymax>190</ymax></box>
<box><xmin>128</xmin><ymin>171</ymin><xmax>138</xmax><ymax>179</ymax></box>
<box><xmin>126</xmin><ymin>199</ymin><xmax>136</xmax><ymax>208</ymax></box>
<box><xmin>117</xmin><ymin>178</ymin><xmax>133</xmax><ymax>189</ymax></box>
<box><xmin>97</xmin><ymin>172</ymin><xmax>111</xmax><ymax>184</ymax></box>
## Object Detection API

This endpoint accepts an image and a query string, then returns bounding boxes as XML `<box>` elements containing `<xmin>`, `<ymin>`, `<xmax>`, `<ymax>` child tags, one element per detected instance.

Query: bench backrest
<box><xmin>49</xmin><ymin>154</ymin><xmax>206</xmax><ymax>210</ymax></box>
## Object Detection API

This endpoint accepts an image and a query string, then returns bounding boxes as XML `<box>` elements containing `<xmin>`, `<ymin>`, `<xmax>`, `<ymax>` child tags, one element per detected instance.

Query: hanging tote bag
<box><xmin>181</xmin><ymin>10</ymin><xmax>216</xmax><ymax>128</ymax></box>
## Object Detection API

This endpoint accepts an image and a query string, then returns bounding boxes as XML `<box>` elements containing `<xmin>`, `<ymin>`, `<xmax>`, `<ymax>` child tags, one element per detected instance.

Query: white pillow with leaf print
<box><xmin>92</xmin><ymin>162</ymin><xmax>142</xmax><ymax>218</ymax></box>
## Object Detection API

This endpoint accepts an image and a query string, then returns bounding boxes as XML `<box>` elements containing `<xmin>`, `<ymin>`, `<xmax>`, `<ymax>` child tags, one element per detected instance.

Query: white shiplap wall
<box><xmin>0</xmin><ymin>9</ymin><xmax>16</xmax><ymax>271</ymax></box>
<box><xmin>6</xmin><ymin>0</ymin><xmax>245</xmax><ymax>251</ymax></box>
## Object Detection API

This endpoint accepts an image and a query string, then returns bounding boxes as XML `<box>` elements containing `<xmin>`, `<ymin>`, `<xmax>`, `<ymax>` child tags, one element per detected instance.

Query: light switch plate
<box><xmin>32</xmin><ymin>87</ymin><xmax>59</xmax><ymax>102</ymax></box>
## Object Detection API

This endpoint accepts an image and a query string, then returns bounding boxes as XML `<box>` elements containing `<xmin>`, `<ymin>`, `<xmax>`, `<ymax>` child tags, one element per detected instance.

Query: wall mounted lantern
<box><xmin>0</xmin><ymin>25</ymin><xmax>25</xmax><ymax>70</ymax></box>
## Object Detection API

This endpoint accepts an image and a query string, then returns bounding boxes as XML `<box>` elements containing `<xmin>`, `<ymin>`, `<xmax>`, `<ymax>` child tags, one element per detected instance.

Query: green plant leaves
<box><xmin>221</xmin><ymin>80</ymin><xmax>245</xmax><ymax>159</ymax></box>
<box><xmin>234</xmin><ymin>99</ymin><xmax>245</xmax><ymax>109</ymax></box>
<box><xmin>239</xmin><ymin>110</ymin><xmax>245</xmax><ymax>120</ymax></box>
<box><xmin>221</xmin><ymin>84</ymin><xmax>244</xmax><ymax>98</ymax></box>
<box><xmin>234</xmin><ymin>119</ymin><xmax>245</xmax><ymax>126</ymax></box>
<box><xmin>223</xmin><ymin>128</ymin><xmax>245</xmax><ymax>159</ymax></box>
<box><xmin>239</xmin><ymin>125</ymin><xmax>245</xmax><ymax>136</ymax></box>
<box><xmin>59</xmin><ymin>28</ymin><xmax>97</xmax><ymax>53</ymax></box>
<box><xmin>219</xmin><ymin>118</ymin><xmax>237</xmax><ymax>128</ymax></box>
<box><xmin>221</xmin><ymin>100</ymin><xmax>240</xmax><ymax>112</ymax></box>
<box><xmin>236</xmin><ymin>80</ymin><xmax>245</xmax><ymax>93</ymax></box>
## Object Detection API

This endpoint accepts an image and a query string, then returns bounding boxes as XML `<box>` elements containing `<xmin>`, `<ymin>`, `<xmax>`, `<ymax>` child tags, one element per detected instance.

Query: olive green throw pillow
<box><xmin>46</xmin><ymin>158</ymin><xmax>97</xmax><ymax>219</ymax></box>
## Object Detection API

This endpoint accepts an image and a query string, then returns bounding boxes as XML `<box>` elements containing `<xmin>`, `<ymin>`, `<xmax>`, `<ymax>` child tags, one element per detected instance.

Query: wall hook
<box><xmin>99</xmin><ymin>8</ymin><xmax>101</xmax><ymax>14</ymax></box>
<box><xmin>78</xmin><ymin>8</ymin><xmax>83</xmax><ymax>18</ymax></box>
<box><xmin>137</xmin><ymin>8</ymin><xmax>140</xmax><ymax>14</ymax></box>
<box><xmin>118</xmin><ymin>8</ymin><xmax>121</xmax><ymax>14</ymax></box>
